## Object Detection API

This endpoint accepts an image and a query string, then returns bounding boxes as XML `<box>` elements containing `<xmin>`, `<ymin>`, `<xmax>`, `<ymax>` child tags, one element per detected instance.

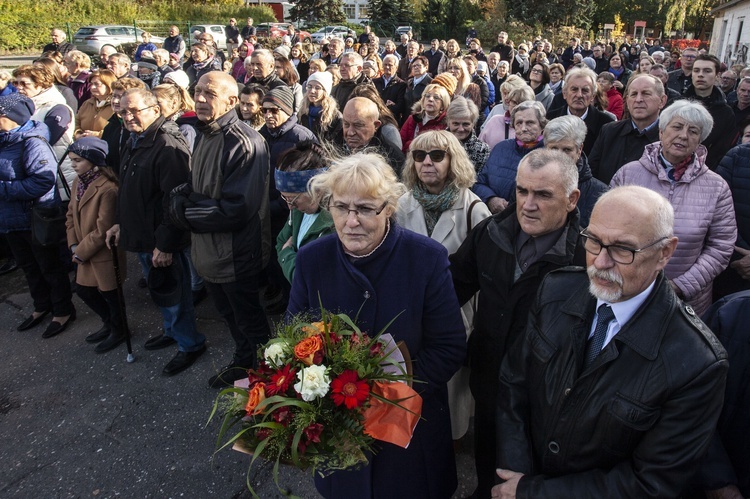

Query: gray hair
<box><xmin>342</xmin><ymin>52</ymin><xmax>363</xmax><ymax>67</ymax></box>
<box><xmin>498</xmin><ymin>61</ymin><xmax>509</xmax><ymax>68</ymax></box>
<box><xmin>518</xmin><ymin>149</ymin><xmax>579</xmax><ymax>196</ymax></box>
<box><xmin>543</xmin><ymin>115</ymin><xmax>587</xmax><ymax>147</ymax></box>
<box><xmin>564</xmin><ymin>66</ymin><xmax>598</xmax><ymax>94</ymax></box>
<box><xmin>383</xmin><ymin>54</ymin><xmax>399</xmax><ymax>66</ymax></box>
<box><xmin>511</xmin><ymin>100</ymin><xmax>548</xmax><ymax>129</ymax></box>
<box><xmin>153</xmin><ymin>48</ymin><xmax>170</xmax><ymax>64</ymax></box>
<box><xmin>659</xmin><ymin>100</ymin><xmax>714</xmax><ymax>142</ymax></box>
<box><xmin>445</xmin><ymin>95</ymin><xmax>479</xmax><ymax>126</ymax></box>
<box><xmin>251</xmin><ymin>49</ymin><xmax>274</xmax><ymax>65</ymax></box>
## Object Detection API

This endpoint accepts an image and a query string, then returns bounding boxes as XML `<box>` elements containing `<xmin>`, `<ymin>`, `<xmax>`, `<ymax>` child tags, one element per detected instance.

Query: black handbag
<box><xmin>30</xmin><ymin>141</ymin><xmax>71</xmax><ymax>247</ymax></box>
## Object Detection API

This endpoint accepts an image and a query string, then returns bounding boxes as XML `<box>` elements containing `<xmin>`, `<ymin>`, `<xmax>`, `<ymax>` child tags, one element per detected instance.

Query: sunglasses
<box><xmin>412</xmin><ymin>150</ymin><xmax>447</xmax><ymax>162</ymax></box>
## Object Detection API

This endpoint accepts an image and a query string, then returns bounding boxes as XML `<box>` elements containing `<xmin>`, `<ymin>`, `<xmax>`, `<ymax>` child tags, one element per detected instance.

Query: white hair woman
<box><xmin>446</xmin><ymin>95</ymin><xmax>490</xmax><ymax>173</ymax></box>
<box><xmin>611</xmin><ymin>99</ymin><xmax>736</xmax><ymax>314</ymax></box>
<box><xmin>290</xmin><ymin>151</ymin><xmax>466</xmax><ymax>498</ymax></box>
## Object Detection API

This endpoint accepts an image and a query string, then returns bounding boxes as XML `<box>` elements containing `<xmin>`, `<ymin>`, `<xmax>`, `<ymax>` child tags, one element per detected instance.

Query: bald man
<box><xmin>340</xmin><ymin>97</ymin><xmax>404</xmax><ymax>176</ymax></box>
<box><xmin>170</xmin><ymin>71</ymin><xmax>273</xmax><ymax>388</ymax></box>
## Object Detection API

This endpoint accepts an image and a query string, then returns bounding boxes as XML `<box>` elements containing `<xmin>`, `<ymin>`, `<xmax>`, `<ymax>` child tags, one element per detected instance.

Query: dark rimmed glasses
<box><xmin>580</xmin><ymin>230</ymin><xmax>669</xmax><ymax>265</ymax></box>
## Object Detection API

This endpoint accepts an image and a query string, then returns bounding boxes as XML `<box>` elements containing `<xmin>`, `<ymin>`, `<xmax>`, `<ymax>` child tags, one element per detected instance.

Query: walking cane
<box><xmin>109</xmin><ymin>235</ymin><xmax>134</xmax><ymax>363</ymax></box>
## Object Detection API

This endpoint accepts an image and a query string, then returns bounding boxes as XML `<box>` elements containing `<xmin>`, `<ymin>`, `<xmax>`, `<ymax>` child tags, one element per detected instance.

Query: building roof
<box><xmin>712</xmin><ymin>0</ymin><xmax>750</xmax><ymax>14</ymax></box>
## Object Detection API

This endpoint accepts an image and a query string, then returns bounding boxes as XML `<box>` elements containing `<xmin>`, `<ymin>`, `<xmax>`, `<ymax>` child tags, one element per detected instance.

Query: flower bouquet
<box><xmin>208</xmin><ymin>308</ymin><xmax>423</xmax><ymax>497</ymax></box>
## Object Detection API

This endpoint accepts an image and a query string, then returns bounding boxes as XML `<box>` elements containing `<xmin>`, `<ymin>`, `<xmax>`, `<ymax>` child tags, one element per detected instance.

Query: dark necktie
<box><xmin>584</xmin><ymin>304</ymin><xmax>615</xmax><ymax>369</ymax></box>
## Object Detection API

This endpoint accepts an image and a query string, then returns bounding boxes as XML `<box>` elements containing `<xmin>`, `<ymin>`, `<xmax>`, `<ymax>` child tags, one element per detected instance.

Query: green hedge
<box><xmin>0</xmin><ymin>0</ymin><xmax>277</xmax><ymax>52</ymax></box>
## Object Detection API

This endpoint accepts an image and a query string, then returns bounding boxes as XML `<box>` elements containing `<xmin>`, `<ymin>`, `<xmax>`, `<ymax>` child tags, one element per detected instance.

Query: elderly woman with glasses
<box><xmin>289</xmin><ymin>152</ymin><xmax>466</xmax><ymax>499</ymax></box>
<box><xmin>400</xmin><ymin>82</ymin><xmax>450</xmax><ymax>153</ymax></box>
<box><xmin>274</xmin><ymin>141</ymin><xmax>334</xmax><ymax>284</ymax></box>
<box><xmin>611</xmin><ymin>100</ymin><xmax>736</xmax><ymax>315</ymax></box>
<box><xmin>397</xmin><ymin>130</ymin><xmax>490</xmax><ymax>442</ymax></box>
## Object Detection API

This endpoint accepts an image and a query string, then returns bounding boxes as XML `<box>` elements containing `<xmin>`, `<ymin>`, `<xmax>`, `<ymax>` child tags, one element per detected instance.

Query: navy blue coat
<box><xmin>473</xmin><ymin>139</ymin><xmax>544</xmax><ymax>203</ymax></box>
<box><xmin>289</xmin><ymin>222</ymin><xmax>465</xmax><ymax>499</ymax></box>
<box><xmin>717</xmin><ymin>143</ymin><xmax>750</xmax><ymax>249</ymax></box>
<box><xmin>0</xmin><ymin>120</ymin><xmax>58</xmax><ymax>233</ymax></box>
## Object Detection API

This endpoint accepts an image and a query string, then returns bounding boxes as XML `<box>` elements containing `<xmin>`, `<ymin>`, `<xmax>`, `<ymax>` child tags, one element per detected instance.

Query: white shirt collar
<box><xmin>597</xmin><ymin>279</ymin><xmax>656</xmax><ymax>331</ymax></box>
<box><xmin>567</xmin><ymin>106</ymin><xmax>589</xmax><ymax>120</ymax></box>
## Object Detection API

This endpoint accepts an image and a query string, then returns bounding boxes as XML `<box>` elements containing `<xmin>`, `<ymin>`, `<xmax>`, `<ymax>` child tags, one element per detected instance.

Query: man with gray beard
<box><xmin>493</xmin><ymin>186</ymin><xmax>728</xmax><ymax>498</ymax></box>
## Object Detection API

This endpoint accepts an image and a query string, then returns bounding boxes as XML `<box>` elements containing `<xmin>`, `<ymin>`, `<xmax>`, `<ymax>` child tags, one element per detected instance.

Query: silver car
<box><xmin>310</xmin><ymin>26</ymin><xmax>349</xmax><ymax>44</ymax></box>
<box><xmin>189</xmin><ymin>25</ymin><xmax>228</xmax><ymax>50</ymax></box>
<box><xmin>73</xmin><ymin>25</ymin><xmax>165</xmax><ymax>56</ymax></box>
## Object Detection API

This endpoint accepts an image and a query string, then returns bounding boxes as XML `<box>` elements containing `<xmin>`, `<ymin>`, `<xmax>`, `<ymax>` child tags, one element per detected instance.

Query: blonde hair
<box><xmin>299</xmin><ymin>90</ymin><xmax>340</xmax><ymax>133</ymax></box>
<box><xmin>447</xmin><ymin>58</ymin><xmax>471</xmax><ymax>94</ymax></box>
<box><xmin>152</xmin><ymin>83</ymin><xmax>195</xmax><ymax>114</ymax></box>
<box><xmin>413</xmin><ymin>83</ymin><xmax>451</xmax><ymax>116</ymax></box>
<box><xmin>66</xmin><ymin>50</ymin><xmax>91</xmax><ymax>70</ymax></box>
<box><xmin>309</xmin><ymin>153</ymin><xmax>406</xmax><ymax>212</ymax></box>
<box><xmin>403</xmin><ymin>130</ymin><xmax>477</xmax><ymax>190</ymax></box>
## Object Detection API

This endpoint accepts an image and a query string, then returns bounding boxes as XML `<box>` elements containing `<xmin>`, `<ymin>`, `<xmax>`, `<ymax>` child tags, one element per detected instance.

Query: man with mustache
<box><xmin>492</xmin><ymin>186</ymin><xmax>728</xmax><ymax>498</ymax></box>
<box><xmin>450</xmin><ymin>149</ymin><xmax>583</xmax><ymax>498</ymax></box>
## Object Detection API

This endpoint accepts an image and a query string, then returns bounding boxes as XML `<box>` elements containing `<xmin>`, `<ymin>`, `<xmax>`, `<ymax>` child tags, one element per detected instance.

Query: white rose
<box><xmin>264</xmin><ymin>343</ymin><xmax>288</xmax><ymax>364</ymax></box>
<box><xmin>294</xmin><ymin>364</ymin><xmax>330</xmax><ymax>401</ymax></box>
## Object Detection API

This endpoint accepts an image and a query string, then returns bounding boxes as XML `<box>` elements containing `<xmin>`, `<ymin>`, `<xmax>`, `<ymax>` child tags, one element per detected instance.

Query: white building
<box><xmin>343</xmin><ymin>0</ymin><xmax>369</xmax><ymax>23</ymax></box>
<box><xmin>711</xmin><ymin>0</ymin><xmax>750</xmax><ymax>66</ymax></box>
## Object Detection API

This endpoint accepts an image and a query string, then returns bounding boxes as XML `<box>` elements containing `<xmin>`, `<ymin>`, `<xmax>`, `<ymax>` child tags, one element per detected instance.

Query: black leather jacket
<box><xmin>497</xmin><ymin>269</ymin><xmax>728</xmax><ymax>498</ymax></box>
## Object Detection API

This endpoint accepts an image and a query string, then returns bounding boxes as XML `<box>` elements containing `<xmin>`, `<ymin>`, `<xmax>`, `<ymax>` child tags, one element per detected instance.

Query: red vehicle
<box><xmin>255</xmin><ymin>22</ymin><xmax>311</xmax><ymax>42</ymax></box>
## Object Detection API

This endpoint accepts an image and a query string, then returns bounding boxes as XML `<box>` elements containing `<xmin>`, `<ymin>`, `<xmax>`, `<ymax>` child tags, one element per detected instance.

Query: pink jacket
<box><xmin>611</xmin><ymin>142</ymin><xmax>736</xmax><ymax>315</ymax></box>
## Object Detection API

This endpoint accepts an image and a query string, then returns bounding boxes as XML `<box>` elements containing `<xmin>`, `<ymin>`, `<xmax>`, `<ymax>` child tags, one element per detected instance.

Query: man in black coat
<box><xmin>546</xmin><ymin>67</ymin><xmax>614</xmax><ymax>156</ymax></box>
<box><xmin>589</xmin><ymin>73</ymin><xmax>667</xmax><ymax>184</ymax></box>
<box><xmin>374</xmin><ymin>54</ymin><xmax>407</xmax><ymax>124</ymax></box>
<box><xmin>667</xmin><ymin>46</ymin><xmax>697</xmax><ymax>95</ymax></box>
<box><xmin>240</xmin><ymin>17</ymin><xmax>256</xmax><ymax>41</ymax></box>
<box><xmin>225</xmin><ymin>18</ymin><xmax>240</xmax><ymax>52</ymax></box>
<box><xmin>684</xmin><ymin>54</ymin><xmax>736</xmax><ymax>169</ymax></box>
<box><xmin>330</xmin><ymin>53</ymin><xmax>372</xmax><ymax>111</ymax></box>
<box><xmin>493</xmin><ymin>186</ymin><xmax>728</xmax><ymax>498</ymax></box>
<box><xmin>450</xmin><ymin>149</ymin><xmax>583</xmax><ymax>499</ymax></box>
<box><xmin>42</xmin><ymin>29</ymin><xmax>75</xmax><ymax>55</ymax></box>
<box><xmin>423</xmin><ymin>39</ymin><xmax>445</xmax><ymax>77</ymax></box>
<box><xmin>106</xmin><ymin>88</ymin><xmax>206</xmax><ymax>376</ymax></box>
<box><xmin>490</xmin><ymin>31</ymin><xmax>514</xmax><ymax>63</ymax></box>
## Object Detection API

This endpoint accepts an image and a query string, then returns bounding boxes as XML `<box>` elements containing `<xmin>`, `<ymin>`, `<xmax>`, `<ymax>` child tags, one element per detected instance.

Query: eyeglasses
<box><xmin>263</xmin><ymin>107</ymin><xmax>281</xmax><ymax>115</ymax></box>
<box><xmin>12</xmin><ymin>80</ymin><xmax>34</xmax><ymax>88</ymax></box>
<box><xmin>530</xmin><ymin>68</ymin><xmax>544</xmax><ymax>74</ymax></box>
<box><xmin>280</xmin><ymin>192</ymin><xmax>302</xmax><ymax>207</ymax></box>
<box><xmin>120</xmin><ymin>105</ymin><xmax>156</xmax><ymax>118</ymax></box>
<box><xmin>328</xmin><ymin>201</ymin><xmax>388</xmax><ymax>219</ymax></box>
<box><xmin>682</xmin><ymin>54</ymin><xmax>697</xmax><ymax>59</ymax></box>
<box><xmin>412</xmin><ymin>150</ymin><xmax>447</xmax><ymax>162</ymax></box>
<box><xmin>580</xmin><ymin>230</ymin><xmax>669</xmax><ymax>265</ymax></box>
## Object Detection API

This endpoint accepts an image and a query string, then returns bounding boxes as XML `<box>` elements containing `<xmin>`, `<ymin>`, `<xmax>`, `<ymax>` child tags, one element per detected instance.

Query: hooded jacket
<box><xmin>684</xmin><ymin>85</ymin><xmax>736</xmax><ymax>170</ymax></box>
<box><xmin>611</xmin><ymin>142</ymin><xmax>736</xmax><ymax>314</ymax></box>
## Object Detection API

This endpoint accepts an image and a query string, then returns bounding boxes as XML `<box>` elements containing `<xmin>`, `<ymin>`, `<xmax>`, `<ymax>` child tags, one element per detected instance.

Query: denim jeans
<box><xmin>137</xmin><ymin>250</ymin><xmax>205</xmax><ymax>352</ymax></box>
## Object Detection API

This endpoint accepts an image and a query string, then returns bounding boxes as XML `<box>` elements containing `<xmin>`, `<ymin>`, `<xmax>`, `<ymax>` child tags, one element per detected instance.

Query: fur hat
<box><xmin>306</xmin><ymin>71</ymin><xmax>333</xmax><ymax>95</ymax></box>
<box><xmin>263</xmin><ymin>86</ymin><xmax>294</xmax><ymax>116</ymax></box>
<box><xmin>430</xmin><ymin>73</ymin><xmax>458</xmax><ymax>96</ymax></box>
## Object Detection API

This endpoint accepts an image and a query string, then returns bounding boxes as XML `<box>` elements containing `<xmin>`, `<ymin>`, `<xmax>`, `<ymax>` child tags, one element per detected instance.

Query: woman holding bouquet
<box><xmin>289</xmin><ymin>153</ymin><xmax>466</xmax><ymax>499</ymax></box>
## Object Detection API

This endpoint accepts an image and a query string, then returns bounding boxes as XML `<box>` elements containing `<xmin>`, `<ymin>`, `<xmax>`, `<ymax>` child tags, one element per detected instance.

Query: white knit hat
<box><xmin>306</xmin><ymin>71</ymin><xmax>333</xmax><ymax>95</ymax></box>
<box><xmin>164</xmin><ymin>70</ymin><xmax>189</xmax><ymax>89</ymax></box>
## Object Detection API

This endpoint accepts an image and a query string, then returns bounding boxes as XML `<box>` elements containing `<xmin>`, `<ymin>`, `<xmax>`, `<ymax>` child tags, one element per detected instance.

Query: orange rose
<box><xmin>302</xmin><ymin>321</ymin><xmax>328</xmax><ymax>337</ymax></box>
<box><xmin>245</xmin><ymin>382</ymin><xmax>267</xmax><ymax>415</ymax></box>
<box><xmin>294</xmin><ymin>335</ymin><xmax>323</xmax><ymax>366</ymax></box>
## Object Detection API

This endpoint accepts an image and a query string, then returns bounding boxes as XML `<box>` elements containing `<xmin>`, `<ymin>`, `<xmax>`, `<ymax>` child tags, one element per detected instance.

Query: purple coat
<box><xmin>289</xmin><ymin>222</ymin><xmax>465</xmax><ymax>499</ymax></box>
<box><xmin>611</xmin><ymin>142</ymin><xmax>736</xmax><ymax>314</ymax></box>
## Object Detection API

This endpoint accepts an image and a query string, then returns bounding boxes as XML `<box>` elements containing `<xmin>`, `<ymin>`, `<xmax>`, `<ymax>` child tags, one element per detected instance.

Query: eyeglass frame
<box><xmin>327</xmin><ymin>200</ymin><xmax>388</xmax><ymax>219</ymax></box>
<box><xmin>120</xmin><ymin>105</ymin><xmax>157</xmax><ymax>118</ymax></box>
<box><xmin>280</xmin><ymin>192</ymin><xmax>302</xmax><ymax>207</ymax></box>
<box><xmin>579</xmin><ymin>230</ymin><xmax>669</xmax><ymax>265</ymax></box>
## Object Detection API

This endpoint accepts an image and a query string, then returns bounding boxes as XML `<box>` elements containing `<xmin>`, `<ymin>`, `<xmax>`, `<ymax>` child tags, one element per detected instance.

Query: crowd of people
<box><xmin>0</xmin><ymin>22</ymin><xmax>748</xmax><ymax>499</ymax></box>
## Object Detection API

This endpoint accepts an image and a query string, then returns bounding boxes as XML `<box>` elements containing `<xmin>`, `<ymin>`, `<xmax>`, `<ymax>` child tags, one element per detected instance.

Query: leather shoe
<box><xmin>208</xmin><ymin>363</ymin><xmax>251</xmax><ymax>389</ymax></box>
<box><xmin>85</xmin><ymin>325</ymin><xmax>111</xmax><ymax>343</ymax></box>
<box><xmin>95</xmin><ymin>331</ymin><xmax>126</xmax><ymax>353</ymax></box>
<box><xmin>17</xmin><ymin>310</ymin><xmax>50</xmax><ymax>331</ymax></box>
<box><xmin>162</xmin><ymin>346</ymin><xmax>206</xmax><ymax>376</ymax></box>
<box><xmin>42</xmin><ymin>310</ymin><xmax>76</xmax><ymax>339</ymax></box>
<box><xmin>0</xmin><ymin>259</ymin><xmax>17</xmax><ymax>275</ymax></box>
<box><xmin>144</xmin><ymin>334</ymin><xmax>177</xmax><ymax>350</ymax></box>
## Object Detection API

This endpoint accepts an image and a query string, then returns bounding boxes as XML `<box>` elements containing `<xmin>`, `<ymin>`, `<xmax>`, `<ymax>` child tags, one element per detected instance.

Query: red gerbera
<box><xmin>266</xmin><ymin>365</ymin><xmax>296</xmax><ymax>396</ymax></box>
<box><xmin>330</xmin><ymin>370</ymin><xmax>370</xmax><ymax>409</ymax></box>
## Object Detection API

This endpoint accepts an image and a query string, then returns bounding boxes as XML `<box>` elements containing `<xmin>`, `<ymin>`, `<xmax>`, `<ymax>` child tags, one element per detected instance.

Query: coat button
<box><xmin>685</xmin><ymin>305</ymin><xmax>695</xmax><ymax>316</ymax></box>
<box><xmin>364</xmin><ymin>291</ymin><xmax>370</xmax><ymax>299</ymax></box>
<box><xmin>563</xmin><ymin>388</ymin><xmax>571</xmax><ymax>396</ymax></box>
<box><xmin>548</xmin><ymin>441</ymin><xmax>560</xmax><ymax>454</ymax></box>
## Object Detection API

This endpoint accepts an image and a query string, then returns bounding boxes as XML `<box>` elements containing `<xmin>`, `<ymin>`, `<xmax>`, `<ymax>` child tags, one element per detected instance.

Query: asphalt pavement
<box><xmin>0</xmin><ymin>253</ymin><xmax>477</xmax><ymax>498</ymax></box>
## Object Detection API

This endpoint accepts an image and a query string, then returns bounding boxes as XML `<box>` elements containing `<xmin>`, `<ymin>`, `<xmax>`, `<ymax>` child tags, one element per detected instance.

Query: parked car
<box><xmin>395</xmin><ymin>26</ymin><xmax>413</xmax><ymax>38</ymax></box>
<box><xmin>190</xmin><ymin>24</ymin><xmax>228</xmax><ymax>50</ymax></box>
<box><xmin>72</xmin><ymin>25</ymin><xmax>164</xmax><ymax>56</ymax></box>
<box><xmin>310</xmin><ymin>26</ymin><xmax>349</xmax><ymax>44</ymax></box>
<box><xmin>255</xmin><ymin>22</ymin><xmax>311</xmax><ymax>42</ymax></box>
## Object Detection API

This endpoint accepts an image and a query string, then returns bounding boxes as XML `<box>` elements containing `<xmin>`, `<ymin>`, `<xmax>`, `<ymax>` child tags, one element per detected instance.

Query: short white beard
<box><xmin>587</xmin><ymin>265</ymin><xmax>623</xmax><ymax>302</ymax></box>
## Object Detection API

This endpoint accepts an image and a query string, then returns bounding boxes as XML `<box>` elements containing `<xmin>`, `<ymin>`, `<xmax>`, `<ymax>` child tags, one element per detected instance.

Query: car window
<box><xmin>76</xmin><ymin>28</ymin><xmax>97</xmax><ymax>36</ymax></box>
<box><xmin>211</xmin><ymin>26</ymin><xmax>223</xmax><ymax>34</ymax></box>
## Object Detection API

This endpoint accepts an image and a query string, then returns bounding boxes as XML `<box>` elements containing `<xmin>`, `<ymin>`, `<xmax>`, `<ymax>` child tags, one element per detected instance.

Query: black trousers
<box><xmin>75</xmin><ymin>284</ymin><xmax>123</xmax><ymax>333</ymax></box>
<box><xmin>206</xmin><ymin>276</ymin><xmax>271</xmax><ymax>368</ymax></box>
<box><xmin>6</xmin><ymin>230</ymin><xmax>73</xmax><ymax>317</ymax></box>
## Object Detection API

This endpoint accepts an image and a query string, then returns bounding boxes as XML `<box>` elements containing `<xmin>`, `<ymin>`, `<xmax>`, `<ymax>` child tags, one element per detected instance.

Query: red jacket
<box><xmin>400</xmin><ymin>111</ymin><xmax>447</xmax><ymax>153</ymax></box>
<box><xmin>605</xmin><ymin>87</ymin><xmax>624</xmax><ymax>120</ymax></box>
